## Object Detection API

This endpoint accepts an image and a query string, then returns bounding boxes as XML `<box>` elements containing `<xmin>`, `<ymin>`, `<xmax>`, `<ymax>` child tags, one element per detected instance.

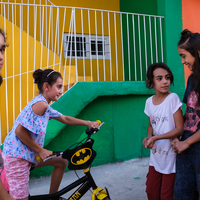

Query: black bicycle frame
<box><xmin>29</xmin><ymin>170</ymin><xmax>97</xmax><ymax>200</ymax></box>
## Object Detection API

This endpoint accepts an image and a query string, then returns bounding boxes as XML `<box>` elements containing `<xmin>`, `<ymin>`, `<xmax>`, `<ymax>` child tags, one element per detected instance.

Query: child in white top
<box><xmin>3</xmin><ymin>69</ymin><xmax>99</xmax><ymax>200</ymax></box>
<box><xmin>142</xmin><ymin>62</ymin><xmax>184</xmax><ymax>200</ymax></box>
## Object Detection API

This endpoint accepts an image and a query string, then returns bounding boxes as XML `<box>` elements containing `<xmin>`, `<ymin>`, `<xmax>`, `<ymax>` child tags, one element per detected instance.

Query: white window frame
<box><xmin>63</xmin><ymin>33</ymin><xmax>110</xmax><ymax>59</ymax></box>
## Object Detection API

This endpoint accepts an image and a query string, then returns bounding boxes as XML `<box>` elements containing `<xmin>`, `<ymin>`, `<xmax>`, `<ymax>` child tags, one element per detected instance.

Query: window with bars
<box><xmin>64</xmin><ymin>33</ymin><xmax>110</xmax><ymax>59</ymax></box>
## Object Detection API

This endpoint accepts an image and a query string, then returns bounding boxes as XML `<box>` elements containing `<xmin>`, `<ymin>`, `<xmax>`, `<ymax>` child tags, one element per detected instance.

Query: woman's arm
<box><xmin>15</xmin><ymin>124</ymin><xmax>52</xmax><ymax>160</ymax></box>
<box><xmin>172</xmin><ymin>129</ymin><xmax>200</xmax><ymax>154</ymax></box>
<box><xmin>184</xmin><ymin>129</ymin><xmax>200</xmax><ymax>146</ymax></box>
<box><xmin>146</xmin><ymin>107</ymin><xmax>184</xmax><ymax>148</ymax></box>
<box><xmin>53</xmin><ymin>115</ymin><xmax>99</xmax><ymax>129</ymax></box>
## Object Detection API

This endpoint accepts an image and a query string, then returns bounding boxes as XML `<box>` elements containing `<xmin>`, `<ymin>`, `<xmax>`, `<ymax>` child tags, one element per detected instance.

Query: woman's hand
<box><xmin>171</xmin><ymin>138</ymin><xmax>190</xmax><ymax>154</ymax></box>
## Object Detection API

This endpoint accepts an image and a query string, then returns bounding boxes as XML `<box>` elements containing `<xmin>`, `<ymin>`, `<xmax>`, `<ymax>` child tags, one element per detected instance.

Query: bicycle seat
<box><xmin>62</xmin><ymin>139</ymin><xmax>96</xmax><ymax>170</ymax></box>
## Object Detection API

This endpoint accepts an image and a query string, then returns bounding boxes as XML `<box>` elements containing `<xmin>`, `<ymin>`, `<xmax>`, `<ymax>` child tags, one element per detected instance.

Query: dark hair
<box><xmin>146</xmin><ymin>62</ymin><xmax>174</xmax><ymax>89</ymax></box>
<box><xmin>0</xmin><ymin>28</ymin><xmax>8</xmax><ymax>87</ymax></box>
<box><xmin>178</xmin><ymin>29</ymin><xmax>200</xmax><ymax>104</ymax></box>
<box><xmin>33</xmin><ymin>69</ymin><xmax>62</xmax><ymax>93</ymax></box>
<box><xmin>0</xmin><ymin>28</ymin><xmax>7</xmax><ymax>46</ymax></box>
<box><xmin>0</xmin><ymin>76</ymin><xmax>2</xmax><ymax>86</ymax></box>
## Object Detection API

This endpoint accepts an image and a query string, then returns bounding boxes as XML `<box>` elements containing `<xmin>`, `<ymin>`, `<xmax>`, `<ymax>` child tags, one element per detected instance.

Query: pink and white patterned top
<box><xmin>3</xmin><ymin>94</ymin><xmax>62</xmax><ymax>164</ymax></box>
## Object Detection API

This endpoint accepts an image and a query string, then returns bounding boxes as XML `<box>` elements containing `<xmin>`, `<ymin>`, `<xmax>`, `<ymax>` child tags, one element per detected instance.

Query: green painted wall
<box><xmin>120</xmin><ymin>0</ymin><xmax>158</xmax><ymax>15</ymax></box>
<box><xmin>120</xmin><ymin>14</ymin><xmax>164</xmax><ymax>81</ymax></box>
<box><xmin>119</xmin><ymin>0</ymin><xmax>164</xmax><ymax>81</ymax></box>
<box><xmin>160</xmin><ymin>0</ymin><xmax>184</xmax><ymax>92</ymax></box>
<box><xmin>119</xmin><ymin>0</ymin><xmax>184</xmax><ymax>89</ymax></box>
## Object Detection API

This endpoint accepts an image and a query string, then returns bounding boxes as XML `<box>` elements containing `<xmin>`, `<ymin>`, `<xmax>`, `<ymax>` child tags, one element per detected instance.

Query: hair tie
<box><xmin>47</xmin><ymin>70</ymin><xmax>55</xmax><ymax>77</ymax></box>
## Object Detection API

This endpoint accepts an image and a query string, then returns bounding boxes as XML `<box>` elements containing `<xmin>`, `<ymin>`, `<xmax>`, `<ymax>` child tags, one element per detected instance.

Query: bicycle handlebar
<box><xmin>36</xmin><ymin>151</ymin><xmax>63</xmax><ymax>162</ymax></box>
<box><xmin>85</xmin><ymin>122</ymin><xmax>104</xmax><ymax>136</ymax></box>
<box><xmin>36</xmin><ymin>120</ymin><xmax>104</xmax><ymax>162</ymax></box>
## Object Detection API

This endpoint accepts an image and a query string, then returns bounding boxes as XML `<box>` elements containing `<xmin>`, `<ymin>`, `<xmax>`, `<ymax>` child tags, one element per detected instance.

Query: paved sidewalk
<box><xmin>29</xmin><ymin>157</ymin><xmax>149</xmax><ymax>200</ymax></box>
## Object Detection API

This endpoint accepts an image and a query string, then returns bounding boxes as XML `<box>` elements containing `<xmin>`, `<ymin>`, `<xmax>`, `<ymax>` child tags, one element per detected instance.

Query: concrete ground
<box><xmin>29</xmin><ymin>157</ymin><xmax>149</xmax><ymax>200</ymax></box>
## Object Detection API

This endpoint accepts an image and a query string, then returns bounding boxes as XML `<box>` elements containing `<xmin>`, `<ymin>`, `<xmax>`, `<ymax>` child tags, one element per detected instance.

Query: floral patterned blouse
<box><xmin>3</xmin><ymin>94</ymin><xmax>62</xmax><ymax>163</ymax></box>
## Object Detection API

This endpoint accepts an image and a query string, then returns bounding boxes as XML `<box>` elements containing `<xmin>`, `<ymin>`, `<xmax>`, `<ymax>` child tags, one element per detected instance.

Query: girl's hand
<box><xmin>171</xmin><ymin>138</ymin><xmax>190</xmax><ymax>154</ymax></box>
<box><xmin>171</xmin><ymin>138</ymin><xmax>178</xmax><ymax>152</ymax></box>
<box><xmin>87</xmin><ymin>121</ymin><xmax>99</xmax><ymax>129</ymax></box>
<box><xmin>142</xmin><ymin>137</ymin><xmax>150</xmax><ymax>147</ymax></box>
<box><xmin>38</xmin><ymin>148</ymin><xmax>52</xmax><ymax>160</ymax></box>
<box><xmin>145</xmin><ymin>137</ymin><xmax>156</xmax><ymax>148</ymax></box>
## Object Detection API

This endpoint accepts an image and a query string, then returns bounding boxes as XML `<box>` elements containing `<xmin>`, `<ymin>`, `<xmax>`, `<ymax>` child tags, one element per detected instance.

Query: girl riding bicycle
<box><xmin>142</xmin><ymin>62</ymin><xmax>184</xmax><ymax>200</ymax></box>
<box><xmin>3</xmin><ymin>69</ymin><xmax>99</xmax><ymax>200</ymax></box>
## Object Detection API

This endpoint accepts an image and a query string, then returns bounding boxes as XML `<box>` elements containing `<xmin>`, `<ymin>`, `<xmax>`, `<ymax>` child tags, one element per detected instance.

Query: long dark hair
<box><xmin>33</xmin><ymin>69</ymin><xmax>62</xmax><ymax>93</ymax></box>
<box><xmin>178</xmin><ymin>29</ymin><xmax>200</xmax><ymax>105</ymax></box>
<box><xmin>0</xmin><ymin>28</ymin><xmax>8</xmax><ymax>86</ymax></box>
<box><xmin>146</xmin><ymin>62</ymin><xmax>174</xmax><ymax>89</ymax></box>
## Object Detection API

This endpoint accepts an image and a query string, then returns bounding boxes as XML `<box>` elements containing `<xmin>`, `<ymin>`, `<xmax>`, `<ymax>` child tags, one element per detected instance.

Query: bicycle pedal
<box><xmin>92</xmin><ymin>188</ymin><xmax>108</xmax><ymax>200</ymax></box>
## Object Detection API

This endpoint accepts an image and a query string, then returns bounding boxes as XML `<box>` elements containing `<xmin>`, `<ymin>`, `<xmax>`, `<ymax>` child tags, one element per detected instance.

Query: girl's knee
<box><xmin>56</xmin><ymin>158</ymin><xmax>68</xmax><ymax>169</ymax></box>
<box><xmin>61</xmin><ymin>159</ymin><xmax>68</xmax><ymax>168</ymax></box>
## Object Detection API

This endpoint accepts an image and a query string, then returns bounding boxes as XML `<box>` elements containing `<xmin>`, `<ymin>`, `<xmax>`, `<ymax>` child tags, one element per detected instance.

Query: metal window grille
<box><xmin>64</xmin><ymin>33</ymin><xmax>110</xmax><ymax>59</ymax></box>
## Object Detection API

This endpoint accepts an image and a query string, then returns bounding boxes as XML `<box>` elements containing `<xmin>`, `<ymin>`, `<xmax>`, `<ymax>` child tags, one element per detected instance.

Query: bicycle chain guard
<box><xmin>62</xmin><ymin>139</ymin><xmax>96</xmax><ymax>170</ymax></box>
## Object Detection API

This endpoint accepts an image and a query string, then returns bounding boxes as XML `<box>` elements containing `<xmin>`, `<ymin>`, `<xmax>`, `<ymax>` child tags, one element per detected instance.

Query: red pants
<box><xmin>146</xmin><ymin>166</ymin><xmax>175</xmax><ymax>200</ymax></box>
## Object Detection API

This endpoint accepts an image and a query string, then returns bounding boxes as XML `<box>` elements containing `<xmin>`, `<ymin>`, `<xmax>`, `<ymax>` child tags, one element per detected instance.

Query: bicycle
<box><xmin>29</xmin><ymin>121</ymin><xmax>111</xmax><ymax>200</ymax></box>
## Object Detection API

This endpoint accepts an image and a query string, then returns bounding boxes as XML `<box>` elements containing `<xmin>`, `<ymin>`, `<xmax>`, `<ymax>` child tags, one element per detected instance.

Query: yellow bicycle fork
<box><xmin>83</xmin><ymin>168</ymin><xmax>109</xmax><ymax>200</ymax></box>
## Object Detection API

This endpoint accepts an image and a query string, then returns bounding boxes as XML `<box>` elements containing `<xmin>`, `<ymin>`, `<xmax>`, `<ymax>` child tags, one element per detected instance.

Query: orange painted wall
<box><xmin>182</xmin><ymin>0</ymin><xmax>200</xmax><ymax>86</ymax></box>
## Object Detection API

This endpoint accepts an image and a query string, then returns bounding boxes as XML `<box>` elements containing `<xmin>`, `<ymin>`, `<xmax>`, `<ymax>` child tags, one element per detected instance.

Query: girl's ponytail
<box><xmin>180</xmin><ymin>29</ymin><xmax>192</xmax><ymax>39</ymax></box>
<box><xmin>33</xmin><ymin>69</ymin><xmax>43</xmax><ymax>84</ymax></box>
<box><xmin>178</xmin><ymin>29</ymin><xmax>194</xmax><ymax>47</ymax></box>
